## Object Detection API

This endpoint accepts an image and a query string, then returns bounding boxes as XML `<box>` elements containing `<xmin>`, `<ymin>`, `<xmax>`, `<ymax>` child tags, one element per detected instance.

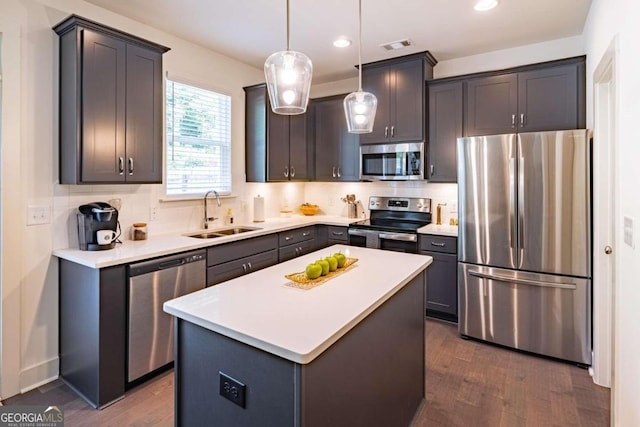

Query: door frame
<box><xmin>591</xmin><ymin>36</ymin><xmax>618</xmax><ymax>401</ymax></box>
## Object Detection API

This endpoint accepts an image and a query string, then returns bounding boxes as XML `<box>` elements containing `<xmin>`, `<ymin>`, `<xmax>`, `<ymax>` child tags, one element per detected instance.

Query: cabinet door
<box><xmin>423</xmin><ymin>251</ymin><xmax>458</xmax><ymax>319</ymax></box>
<box><xmin>427</xmin><ymin>80</ymin><xmax>463</xmax><ymax>182</ymax></box>
<box><xmin>390</xmin><ymin>60</ymin><xmax>424</xmax><ymax>142</ymax></box>
<box><xmin>207</xmin><ymin>249</ymin><xmax>278</xmax><ymax>286</ymax></box>
<box><xmin>125</xmin><ymin>44</ymin><xmax>163</xmax><ymax>183</ymax></box>
<box><xmin>81</xmin><ymin>29</ymin><xmax>127</xmax><ymax>182</ymax></box>
<box><xmin>337</xmin><ymin>120</ymin><xmax>360</xmax><ymax>182</ymax></box>
<box><xmin>279</xmin><ymin>239</ymin><xmax>316</xmax><ymax>263</ymax></box>
<box><xmin>288</xmin><ymin>112</ymin><xmax>309</xmax><ymax>180</ymax></box>
<box><xmin>314</xmin><ymin>98</ymin><xmax>341</xmax><ymax>180</ymax></box>
<box><xmin>360</xmin><ymin>66</ymin><xmax>390</xmax><ymax>144</ymax></box>
<box><xmin>267</xmin><ymin>111</ymin><xmax>290</xmax><ymax>181</ymax></box>
<box><xmin>465</xmin><ymin>74</ymin><xmax>517</xmax><ymax>136</ymax></box>
<box><xmin>517</xmin><ymin>64</ymin><xmax>580</xmax><ymax>132</ymax></box>
<box><xmin>244</xmin><ymin>85</ymin><xmax>268</xmax><ymax>182</ymax></box>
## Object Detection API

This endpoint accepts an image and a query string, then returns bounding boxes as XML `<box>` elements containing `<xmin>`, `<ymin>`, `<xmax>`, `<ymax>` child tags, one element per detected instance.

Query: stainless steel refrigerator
<box><xmin>457</xmin><ymin>130</ymin><xmax>591</xmax><ymax>365</ymax></box>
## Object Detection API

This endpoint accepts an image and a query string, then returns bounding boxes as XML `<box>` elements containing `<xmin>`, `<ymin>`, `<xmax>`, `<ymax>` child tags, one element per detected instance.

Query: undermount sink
<box><xmin>185</xmin><ymin>226</ymin><xmax>261</xmax><ymax>239</ymax></box>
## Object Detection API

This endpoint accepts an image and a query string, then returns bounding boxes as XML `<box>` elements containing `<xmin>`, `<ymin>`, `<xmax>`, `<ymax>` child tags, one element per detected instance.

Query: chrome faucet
<box><xmin>203</xmin><ymin>190</ymin><xmax>221</xmax><ymax>229</ymax></box>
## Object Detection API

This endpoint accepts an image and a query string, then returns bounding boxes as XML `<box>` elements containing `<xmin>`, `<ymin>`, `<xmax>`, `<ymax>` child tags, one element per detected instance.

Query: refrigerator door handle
<box><xmin>468</xmin><ymin>270</ymin><xmax>577</xmax><ymax>290</ymax></box>
<box><xmin>518</xmin><ymin>156</ymin><xmax>525</xmax><ymax>251</ymax></box>
<box><xmin>509</xmin><ymin>158</ymin><xmax>516</xmax><ymax>249</ymax></box>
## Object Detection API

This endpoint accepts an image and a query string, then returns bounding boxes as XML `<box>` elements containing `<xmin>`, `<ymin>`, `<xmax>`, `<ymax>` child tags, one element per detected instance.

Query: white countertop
<box><xmin>418</xmin><ymin>223</ymin><xmax>459</xmax><ymax>237</ymax></box>
<box><xmin>53</xmin><ymin>215</ymin><xmax>357</xmax><ymax>268</ymax></box>
<box><xmin>163</xmin><ymin>245</ymin><xmax>432</xmax><ymax>364</ymax></box>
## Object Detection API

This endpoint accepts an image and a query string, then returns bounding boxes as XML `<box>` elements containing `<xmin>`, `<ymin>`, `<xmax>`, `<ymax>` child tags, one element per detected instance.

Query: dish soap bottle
<box><xmin>225</xmin><ymin>208</ymin><xmax>234</xmax><ymax>225</ymax></box>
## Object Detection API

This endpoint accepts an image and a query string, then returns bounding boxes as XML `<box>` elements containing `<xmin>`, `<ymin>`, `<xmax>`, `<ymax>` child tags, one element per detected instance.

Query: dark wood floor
<box><xmin>2</xmin><ymin>319</ymin><xmax>610</xmax><ymax>426</ymax></box>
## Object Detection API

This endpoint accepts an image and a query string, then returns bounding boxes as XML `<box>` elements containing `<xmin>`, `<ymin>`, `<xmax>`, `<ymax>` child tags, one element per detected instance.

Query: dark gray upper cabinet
<box><xmin>54</xmin><ymin>15</ymin><xmax>169</xmax><ymax>184</ymax></box>
<box><xmin>465</xmin><ymin>59</ymin><xmax>585</xmax><ymax>136</ymax></box>
<box><xmin>360</xmin><ymin>52</ymin><xmax>437</xmax><ymax>144</ymax></box>
<box><xmin>313</xmin><ymin>95</ymin><xmax>360</xmax><ymax>182</ymax></box>
<box><xmin>427</xmin><ymin>80</ymin><xmax>463</xmax><ymax>183</ymax></box>
<box><xmin>244</xmin><ymin>84</ymin><xmax>311</xmax><ymax>182</ymax></box>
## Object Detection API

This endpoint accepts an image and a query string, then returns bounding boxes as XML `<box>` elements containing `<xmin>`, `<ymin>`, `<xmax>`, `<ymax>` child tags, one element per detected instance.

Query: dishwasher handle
<box><xmin>129</xmin><ymin>250</ymin><xmax>206</xmax><ymax>277</ymax></box>
<box><xmin>158</xmin><ymin>258</ymin><xmax>186</xmax><ymax>270</ymax></box>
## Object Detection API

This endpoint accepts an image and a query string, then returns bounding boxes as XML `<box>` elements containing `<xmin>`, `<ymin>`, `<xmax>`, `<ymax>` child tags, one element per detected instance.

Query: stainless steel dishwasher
<box><xmin>128</xmin><ymin>249</ymin><xmax>206</xmax><ymax>382</ymax></box>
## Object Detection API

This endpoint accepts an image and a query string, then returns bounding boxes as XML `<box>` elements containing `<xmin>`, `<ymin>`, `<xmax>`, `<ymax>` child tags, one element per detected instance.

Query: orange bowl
<box><xmin>299</xmin><ymin>205</ymin><xmax>319</xmax><ymax>216</ymax></box>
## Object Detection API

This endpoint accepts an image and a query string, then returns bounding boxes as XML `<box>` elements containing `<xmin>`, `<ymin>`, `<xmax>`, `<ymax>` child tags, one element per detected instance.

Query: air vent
<box><xmin>380</xmin><ymin>39</ymin><xmax>413</xmax><ymax>51</ymax></box>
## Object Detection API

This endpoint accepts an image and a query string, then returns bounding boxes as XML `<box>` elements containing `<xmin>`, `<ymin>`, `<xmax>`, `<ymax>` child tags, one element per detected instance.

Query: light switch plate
<box><xmin>449</xmin><ymin>201</ymin><xmax>458</xmax><ymax>213</ymax></box>
<box><xmin>624</xmin><ymin>216</ymin><xmax>634</xmax><ymax>248</ymax></box>
<box><xmin>27</xmin><ymin>205</ymin><xmax>51</xmax><ymax>225</ymax></box>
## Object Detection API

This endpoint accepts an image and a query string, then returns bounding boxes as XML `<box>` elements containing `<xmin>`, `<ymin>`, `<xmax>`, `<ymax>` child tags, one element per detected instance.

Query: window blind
<box><xmin>165</xmin><ymin>79</ymin><xmax>232</xmax><ymax>196</ymax></box>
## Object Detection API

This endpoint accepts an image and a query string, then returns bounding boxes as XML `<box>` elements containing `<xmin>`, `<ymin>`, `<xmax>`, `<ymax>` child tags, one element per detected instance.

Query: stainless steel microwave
<box><xmin>360</xmin><ymin>142</ymin><xmax>424</xmax><ymax>180</ymax></box>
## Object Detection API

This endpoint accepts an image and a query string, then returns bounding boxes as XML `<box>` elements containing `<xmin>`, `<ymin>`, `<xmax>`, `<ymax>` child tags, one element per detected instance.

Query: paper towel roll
<box><xmin>253</xmin><ymin>195</ymin><xmax>265</xmax><ymax>222</ymax></box>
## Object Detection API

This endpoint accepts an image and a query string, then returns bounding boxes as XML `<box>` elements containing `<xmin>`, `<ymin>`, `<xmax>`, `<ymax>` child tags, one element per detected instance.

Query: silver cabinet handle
<box><xmin>430</xmin><ymin>242</ymin><xmax>446</xmax><ymax>247</ymax></box>
<box><xmin>247</xmin><ymin>262</ymin><xmax>252</xmax><ymax>271</ymax></box>
<box><xmin>468</xmin><ymin>270</ymin><xmax>577</xmax><ymax>290</ymax></box>
<box><xmin>242</xmin><ymin>263</ymin><xmax>247</xmax><ymax>273</ymax></box>
<box><xmin>384</xmin><ymin>126</ymin><xmax>389</xmax><ymax>138</ymax></box>
<box><xmin>302</xmin><ymin>231</ymin><xmax>311</xmax><ymax>237</ymax></box>
<box><xmin>511</xmin><ymin>114</ymin><xmax>516</xmax><ymax>128</ymax></box>
<box><xmin>332</xmin><ymin>166</ymin><xmax>336</xmax><ymax>178</ymax></box>
<box><xmin>391</xmin><ymin>126</ymin><xmax>395</xmax><ymax>137</ymax></box>
<box><xmin>119</xmin><ymin>157</ymin><xmax>125</xmax><ymax>175</ymax></box>
<box><xmin>332</xmin><ymin>231</ymin><xmax>344</xmax><ymax>236</ymax></box>
<box><xmin>520</xmin><ymin>113</ymin><xmax>525</xmax><ymax>127</ymax></box>
<box><xmin>128</xmin><ymin>157</ymin><xmax>134</xmax><ymax>175</ymax></box>
<box><xmin>336</xmin><ymin>167</ymin><xmax>341</xmax><ymax>178</ymax></box>
<box><xmin>430</xmin><ymin>164</ymin><xmax>435</xmax><ymax>176</ymax></box>
<box><xmin>284</xmin><ymin>166</ymin><xmax>289</xmax><ymax>178</ymax></box>
<box><xmin>290</xmin><ymin>166</ymin><xmax>295</xmax><ymax>177</ymax></box>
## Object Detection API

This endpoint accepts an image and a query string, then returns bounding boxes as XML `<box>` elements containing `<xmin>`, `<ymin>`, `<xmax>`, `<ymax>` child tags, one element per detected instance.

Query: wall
<box><xmin>584</xmin><ymin>0</ymin><xmax>640</xmax><ymax>425</ymax></box>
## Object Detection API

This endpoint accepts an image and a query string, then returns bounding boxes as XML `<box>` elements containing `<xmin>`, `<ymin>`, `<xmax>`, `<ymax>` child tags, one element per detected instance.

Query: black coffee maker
<box><xmin>77</xmin><ymin>202</ymin><xmax>119</xmax><ymax>251</ymax></box>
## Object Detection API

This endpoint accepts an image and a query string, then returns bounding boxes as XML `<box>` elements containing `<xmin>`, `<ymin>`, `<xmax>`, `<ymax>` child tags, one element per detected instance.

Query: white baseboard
<box><xmin>19</xmin><ymin>357</ymin><xmax>59</xmax><ymax>394</ymax></box>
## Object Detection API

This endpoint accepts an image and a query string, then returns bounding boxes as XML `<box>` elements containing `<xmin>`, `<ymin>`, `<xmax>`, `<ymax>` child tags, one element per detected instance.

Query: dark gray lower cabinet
<box><xmin>174</xmin><ymin>272</ymin><xmax>425</xmax><ymax>426</ymax></box>
<box><xmin>278</xmin><ymin>226</ymin><xmax>317</xmax><ymax>262</ymax></box>
<box><xmin>326</xmin><ymin>225</ymin><xmax>349</xmax><ymax>246</ymax></box>
<box><xmin>419</xmin><ymin>235</ymin><xmax>458</xmax><ymax>322</ymax></box>
<box><xmin>59</xmin><ymin>261</ymin><xmax>126</xmax><ymax>408</ymax></box>
<box><xmin>206</xmin><ymin>235</ymin><xmax>278</xmax><ymax>286</ymax></box>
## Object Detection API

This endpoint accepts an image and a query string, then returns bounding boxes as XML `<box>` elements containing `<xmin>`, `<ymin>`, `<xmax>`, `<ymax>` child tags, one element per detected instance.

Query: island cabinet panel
<box><xmin>206</xmin><ymin>234</ymin><xmax>278</xmax><ymax>286</ymax></box>
<box><xmin>54</xmin><ymin>15</ymin><xmax>168</xmax><ymax>184</ymax></box>
<box><xmin>173</xmin><ymin>271</ymin><xmax>425</xmax><ymax>427</ymax></box>
<box><xmin>244</xmin><ymin>84</ymin><xmax>312</xmax><ymax>182</ymax></box>
<box><xmin>278</xmin><ymin>226</ymin><xmax>317</xmax><ymax>262</ymax></box>
<box><xmin>313</xmin><ymin>94</ymin><xmax>360</xmax><ymax>182</ymax></box>
<box><xmin>59</xmin><ymin>260</ymin><xmax>126</xmax><ymax>408</ymax></box>
<box><xmin>420</xmin><ymin>235</ymin><xmax>458</xmax><ymax>322</ymax></box>
<box><xmin>427</xmin><ymin>80</ymin><xmax>463</xmax><ymax>183</ymax></box>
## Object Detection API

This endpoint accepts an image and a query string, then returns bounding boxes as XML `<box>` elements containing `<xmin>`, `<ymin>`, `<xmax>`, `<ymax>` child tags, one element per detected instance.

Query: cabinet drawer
<box><xmin>207</xmin><ymin>249</ymin><xmax>278</xmax><ymax>286</ymax></box>
<box><xmin>279</xmin><ymin>239</ymin><xmax>316</xmax><ymax>263</ymax></box>
<box><xmin>207</xmin><ymin>234</ymin><xmax>278</xmax><ymax>267</ymax></box>
<box><xmin>278</xmin><ymin>226</ymin><xmax>316</xmax><ymax>246</ymax></box>
<box><xmin>419</xmin><ymin>235</ymin><xmax>457</xmax><ymax>254</ymax></box>
<box><xmin>326</xmin><ymin>226</ymin><xmax>348</xmax><ymax>242</ymax></box>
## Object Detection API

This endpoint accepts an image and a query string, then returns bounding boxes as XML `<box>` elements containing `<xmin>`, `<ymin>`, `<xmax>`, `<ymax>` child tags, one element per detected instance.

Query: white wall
<box><xmin>584</xmin><ymin>0</ymin><xmax>640</xmax><ymax>425</ymax></box>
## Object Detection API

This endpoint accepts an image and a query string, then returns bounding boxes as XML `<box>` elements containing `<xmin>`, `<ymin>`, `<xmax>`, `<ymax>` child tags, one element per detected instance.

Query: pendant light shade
<box><xmin>344</xmin><ymin>0</ymin><xmax>377</xmax><ymax>133</ymax></box>
<box><xmin>264</xmin><ymin>0</ymin><xmax>313</xmax><ymax>115</ymax></box>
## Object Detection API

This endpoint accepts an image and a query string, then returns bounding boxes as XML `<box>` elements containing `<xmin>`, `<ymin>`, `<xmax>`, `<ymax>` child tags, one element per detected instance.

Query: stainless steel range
<box><xmin>348</xmin><ymin>196</ymin><xmax>431</xmax><ymax>253</ymax></box>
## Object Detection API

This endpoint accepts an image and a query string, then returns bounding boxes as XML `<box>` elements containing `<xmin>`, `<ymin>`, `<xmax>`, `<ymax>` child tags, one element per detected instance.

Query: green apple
<box><xmin>325</xmin><ymin>256</ymin><xmax>338</xmax><ymax>272</ymax></box>
<box><xmin>333</xmin><ymin>252</ymin><xmax>347</xmax><ymax>268</ymax></box>
<box><xmin>316</xmin><ymin>259</ymin><xmax>330</xmax><ymax>276</ymax></box>
<box><xmin>305</xmin><ymin>263</ymin><xmax>322</xmax><ymax>279</ymax></box>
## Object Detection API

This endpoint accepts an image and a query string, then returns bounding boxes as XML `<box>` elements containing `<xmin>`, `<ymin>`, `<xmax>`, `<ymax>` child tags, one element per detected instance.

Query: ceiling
<box><xmin>85</xmin><ymin>0</ymin><xmax>592</xmax><ymax>83</ymax></box>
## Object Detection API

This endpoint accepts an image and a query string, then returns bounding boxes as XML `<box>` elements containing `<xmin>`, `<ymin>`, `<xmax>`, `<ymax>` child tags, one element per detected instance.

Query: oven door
<box><xmin>360</xmin><ymin>142</ymin><xmax>424</xmax><ymax>180</ymax></box>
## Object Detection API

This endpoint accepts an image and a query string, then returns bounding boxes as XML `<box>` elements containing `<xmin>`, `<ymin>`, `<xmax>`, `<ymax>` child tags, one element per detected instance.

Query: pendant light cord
<box><xmin>358</xmin><ymin>0</ymin><xmax>363</xmax><ymax>91</ymax></box>
<box><xmin>286</xmin><ymin>0</ymin><xmax>291</xmax><ymax>51</ymax></box>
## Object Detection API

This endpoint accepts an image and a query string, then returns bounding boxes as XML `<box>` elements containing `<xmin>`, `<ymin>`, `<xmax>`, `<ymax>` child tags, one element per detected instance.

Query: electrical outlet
<box><xmin>219</xmin><ymin>372</ymin><xmax>246</xmax><ymax>408</ymax></box>
<box><xmin>449</xmin><ymin>201</ymin><xmax>458</xmax><ymax>213</ymax></box>
<box><xmin>27</xmin><ymin>205</ymin><xmax>51</xmax><ymax>225</ymax></box>
<box><xmin>624</xmin><ymin>216</ymin><xmax>634</xmax><ymax>248</ymax></box>
<box><xmin>149</xmin><ymin>206</ymin><xmax>158</xmax><ymax>221</ymax></box>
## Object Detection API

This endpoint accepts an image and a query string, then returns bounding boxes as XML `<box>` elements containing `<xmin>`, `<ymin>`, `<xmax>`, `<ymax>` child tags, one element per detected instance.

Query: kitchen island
<box><xmin>164</xmin><ymin>245</ymin><xmax>432</xmax><ymax>426</ymax></box>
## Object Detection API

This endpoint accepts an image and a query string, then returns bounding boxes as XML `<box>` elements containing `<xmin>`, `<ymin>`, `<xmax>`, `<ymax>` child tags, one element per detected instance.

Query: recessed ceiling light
<box><xmin>474</xmin><ymin>0</ymin><xmax>499</xmax><ymax>11</ymax></box>
<box><xmin>333</xmin><ymin>37</ymin><xmax>352</xmax><ymax>48</ymax></box>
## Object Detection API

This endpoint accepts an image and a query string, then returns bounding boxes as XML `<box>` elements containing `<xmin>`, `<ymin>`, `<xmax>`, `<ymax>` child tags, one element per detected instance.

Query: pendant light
<box><xmin>343</xmin><ymin>0</ymin><xmax>377</xmax><ymax>133</ymax></box>
<box><xmin>264</xmin><ymin>0</ymin><xmax>313</xmax><ymax>115</ymax></box>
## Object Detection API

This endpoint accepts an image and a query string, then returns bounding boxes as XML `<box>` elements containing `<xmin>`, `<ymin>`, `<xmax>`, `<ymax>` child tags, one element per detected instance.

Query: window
<box><xmin>165</xmin><ymin>79</ymin><xmax>232</xmax><ymax>196</ymax></box>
